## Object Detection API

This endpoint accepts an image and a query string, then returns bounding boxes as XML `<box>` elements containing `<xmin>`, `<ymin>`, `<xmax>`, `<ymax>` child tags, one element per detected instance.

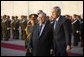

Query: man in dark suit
<box><xmin>51</xmin><ymin>6</ymin><xmax>72</xmax><ymax>56</ymax></box>
<box><xmin>28</xmin><ymin>13</ymin><xmax>53</xmax><ymax>56</ymax></box>
<box><xmin>72</xmin><ymin>15</ymin><xmax>80</xmax><ymax>46</ymax></box>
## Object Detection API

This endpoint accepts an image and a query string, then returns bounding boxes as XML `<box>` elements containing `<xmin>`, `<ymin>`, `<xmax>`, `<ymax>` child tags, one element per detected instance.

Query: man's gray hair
<box><xmin>39</xmin><ymin>10</ymin><xmax>43</xmax><ymax>13</ymax></box>
<box><xmin>39</xmin><ymin>12</ymin><xmax>46</xmax><ymax>17</ymax></box>
<box><xmin>53</xmin><ymin>6</ymin><xmax>61</xmax><ymax>14</ymax></box>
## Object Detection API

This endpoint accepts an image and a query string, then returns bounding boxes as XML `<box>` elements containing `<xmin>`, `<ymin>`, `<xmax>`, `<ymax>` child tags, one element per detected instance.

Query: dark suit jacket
<box><xmin>28</xmin><ymin>20</ymin><xmax>53</xmax><ymax>56</ymax></box>
<box><xmin>72</xmin><ymin>19</ymin><xmax>80</xmax><ymax>34</ymax></box>
<box><xmin>52</xmin><ymin>16</ymin><xmax>72</xmax><ymax>56</ymax></box>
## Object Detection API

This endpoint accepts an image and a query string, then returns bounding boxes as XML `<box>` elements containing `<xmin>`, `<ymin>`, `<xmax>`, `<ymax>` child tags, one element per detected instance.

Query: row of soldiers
<box><xmin>1</xmin><ymin>14</ymin><xmax>38</xmax><ymax>41</ymax></box>
<box><xmin>1</xmin><ymin>15</ymin><xmax>11</xmax><ymax>41</ymax></box>
<box><xmin>64</xmin><ymin>14</ymin><xmax>83</xmax><ymax>47</ymax></box>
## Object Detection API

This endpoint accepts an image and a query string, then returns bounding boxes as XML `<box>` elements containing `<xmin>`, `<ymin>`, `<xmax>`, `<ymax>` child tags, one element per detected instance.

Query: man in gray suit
<box><xmin>51</xmin><ymin>6</ymin><xmax>72</xmax><ymax>56</ymax></box>
<box><xmin>28</xmin><ymin>13</ymin><xmax>53</xmax><ymax>56</ymax></box>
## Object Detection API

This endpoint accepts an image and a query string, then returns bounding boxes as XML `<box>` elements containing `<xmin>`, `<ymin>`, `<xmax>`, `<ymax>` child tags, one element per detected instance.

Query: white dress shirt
<box><xmin>54</xmin><ymin>16</ymin><xmax>60</xmax><ymax>30</ymax></box>
<box><xmin>39</xmin><ymin>21</ymin><xmax>46</xmax><ymax>37</ymax></box>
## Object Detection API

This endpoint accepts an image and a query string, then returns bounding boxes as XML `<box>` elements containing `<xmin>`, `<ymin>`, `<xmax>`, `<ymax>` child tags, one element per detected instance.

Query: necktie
<box><xmin>54</xmin><ymin>20</ymin><xmax>58</xmax><ymax>30</ymax></box>
<box><xmin>39</xmin><ymin>25</ymin><xmax>42</xmax><ymax>36</ymax></box>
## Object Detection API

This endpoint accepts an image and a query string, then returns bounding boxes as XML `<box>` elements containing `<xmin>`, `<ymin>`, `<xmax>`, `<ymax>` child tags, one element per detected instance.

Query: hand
<box><xmin>14</xmin><ymin>28</ymin><xmax>15</xmax><ymax>30</ymax></box>
<box><xmin>29</xmin><ymin>48</ymin><xmax>32</xmax><ymax>53</ymax></box>
<box><xmin>50</xmin><ymin>49</ymin><xmax>53</xmax><ymax>55</ymax></box>
<box><xmin>7</xmin><ymin>28</ymin><xmax>10</xmax><ymax>30</ymax></box>
<box><xmin>76</xmin><ymin>30</ymin><xmax>79</xmax><ymax>33</ymax></box>
<box><xmin>66</xmin><ymin>45</ymin><xmax>71</xmax><ymax>53</ymax></box>
<box><xmin>25</xmin><ymin>29</ymin><xmax>26</xmax><ymax>31</ymax></box>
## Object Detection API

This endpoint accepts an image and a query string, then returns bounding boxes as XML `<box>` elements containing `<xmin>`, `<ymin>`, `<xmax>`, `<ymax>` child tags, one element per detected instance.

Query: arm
<box><xmin>63</xmin><ymin>19</ymin><xmax>72</xmax><ymax>46</ymax></box>
<box><xmin>49</xmin><ymin>24</ymin><xmax>54</xmax><ymax>55</ymax></box>
<box><xmin>63</xmin><ymin>19</ymin><xmax>72</xmax><ymax>53</ymax></box>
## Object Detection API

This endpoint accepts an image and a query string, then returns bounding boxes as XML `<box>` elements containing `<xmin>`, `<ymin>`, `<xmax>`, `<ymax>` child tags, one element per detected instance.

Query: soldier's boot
<box><xmin>16</xmin><ymin>30</ymin><xmax>19</xmax><ymax>39</ymax></box>
<box><xmin>4</xmin><ymin>36</ymin><xmax>9</xmax><ymax>41</ymax></box>
<box><xmin>4</xmin><ymin>32</ymin><xmax>8</xmax><ymax>41</ymax></box>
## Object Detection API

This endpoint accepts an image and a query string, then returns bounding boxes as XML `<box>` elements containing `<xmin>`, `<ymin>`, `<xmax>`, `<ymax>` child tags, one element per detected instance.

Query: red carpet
<box><xmin>1</xmin><ymin>43</ymin><xmax>26</xmax><ymax>51</ymax></box>
<box><xmin>68</xmin><ymin>53</ymin><xmax>83</xmax><ymax>56</ymax></box>
<box><xmin>1</xmin><ymin>42</ymin><xmax>83</xmax><ymax>56</ymax></box>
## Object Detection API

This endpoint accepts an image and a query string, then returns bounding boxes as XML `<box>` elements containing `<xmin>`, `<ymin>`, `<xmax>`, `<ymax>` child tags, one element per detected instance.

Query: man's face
<box><xmin>72</xmin><ymin>15</ymin><xmax>77</xmax><ymax>19</ymax></box>
<box><xmin>38</xmin><ymin>14</ymin><xmax>45</xmax><ymax>24</ymax></box>
<box><xmin>21</xmin><ymin>16</ymin><xmax>24</xmax><ymax>20</ymax></box>
<box><xmin>12</xmin><ymin>16</ymin><xmax>14</xmax><ymax>20</ymax></box>
<box><xmin>3</xmin><ymin>15</ymin><xmax>6</xmax><ymax>19</ymax></box>
<box><xmin>52</xmin><ymin>9</ymin><xmax>59</xmax><ymax>19</ymax></box>
<box><xmin>37</xmin><ymin>11</ymin><xmax>41</xmax><ymax>15</ymax></box>
<box><xmin>31</xmin><ymin>15</ymin><xmax>35</xmax><ymax>20</ymax></box>
<box><xmin>7</xmin><ymin>16</ymin><xmax>10</xmax><ymax>19</ymax></box>
<box><xmin>30</xmin><ymin>15</ymin><xmax>36</xmax><ymax>25</ymax></box>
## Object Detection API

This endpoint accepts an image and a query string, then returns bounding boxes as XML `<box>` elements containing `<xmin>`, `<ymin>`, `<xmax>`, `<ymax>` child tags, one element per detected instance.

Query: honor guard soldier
<box><xmin>14</xmin><ymin>16</ymin><xmax>19</xmax><ymax>39</ymax></box>
<box><xmin>1</xmin><ymin>15</ymin><xmax>8</xmax><ymax>41</ymax></box>
<box><xmin>10</xmin><ymin>16</ymin><xmax>15</xmax><ymax>39</ymax></box>
<box><xmin>25</xmin><ymin>14</ymin><xmax>38</xmax><ymax>56</ymax></box>
<box><xmin>20</xmin><ymin>15</ymin><xmax>27</xmax><ymax>40</ymax></box>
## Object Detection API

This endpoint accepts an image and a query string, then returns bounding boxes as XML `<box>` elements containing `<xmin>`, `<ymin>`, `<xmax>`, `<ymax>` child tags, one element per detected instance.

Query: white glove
<box><xmin>13</xmin><ymin>28</ymin><xmax>15</xmax><ymax>30</ymax></box>
<box><xmin>7</xmin><ymin>28</ymin><xmax>10</xmax><ymax>30</ymax></box>
<box><xmin>76</xmin><ymin>30</ymin><xmax>79</xmax><ymax>33</ymax></box>
<box><xmin>25</xmin><ymin>29</ymin><xmax>26</xmax><ymax>31</ymax></box>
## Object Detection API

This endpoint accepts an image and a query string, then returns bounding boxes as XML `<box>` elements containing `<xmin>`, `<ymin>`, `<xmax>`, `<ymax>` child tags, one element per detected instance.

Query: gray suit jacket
<box><xmin>52</xmin><ymin>16</ymin><xmax>72</xmax><ymax>56</ymax></box>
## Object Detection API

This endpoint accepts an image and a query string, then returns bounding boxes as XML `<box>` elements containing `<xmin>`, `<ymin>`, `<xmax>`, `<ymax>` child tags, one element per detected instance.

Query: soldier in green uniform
<box><xmin>14</xmin><ymin>16</ymin><xmax>19</xmax><ymax>39</ymax></box>
<box><xmin>10</xmin><ymin>16</ymin><xmax>15</xmax><ymax>39</ymax></box>
<box><xmin>25</xmin><ymin>14</ymin><xmax>38</xmax><ymax>56</ymax></box>
<box><xmin>1</xmin><ymin>15</ymin><xmax>8</xmax><ymax>41</ymax></box>
<box><xmin>6</xmin><ymin>15</ymin><xmax>11</xmax><ymax>40</ymax></box>
<box><xmin>20</xmin><ymin>15</ymin><xmax>27</xmax><ymax>40</ymax></box>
